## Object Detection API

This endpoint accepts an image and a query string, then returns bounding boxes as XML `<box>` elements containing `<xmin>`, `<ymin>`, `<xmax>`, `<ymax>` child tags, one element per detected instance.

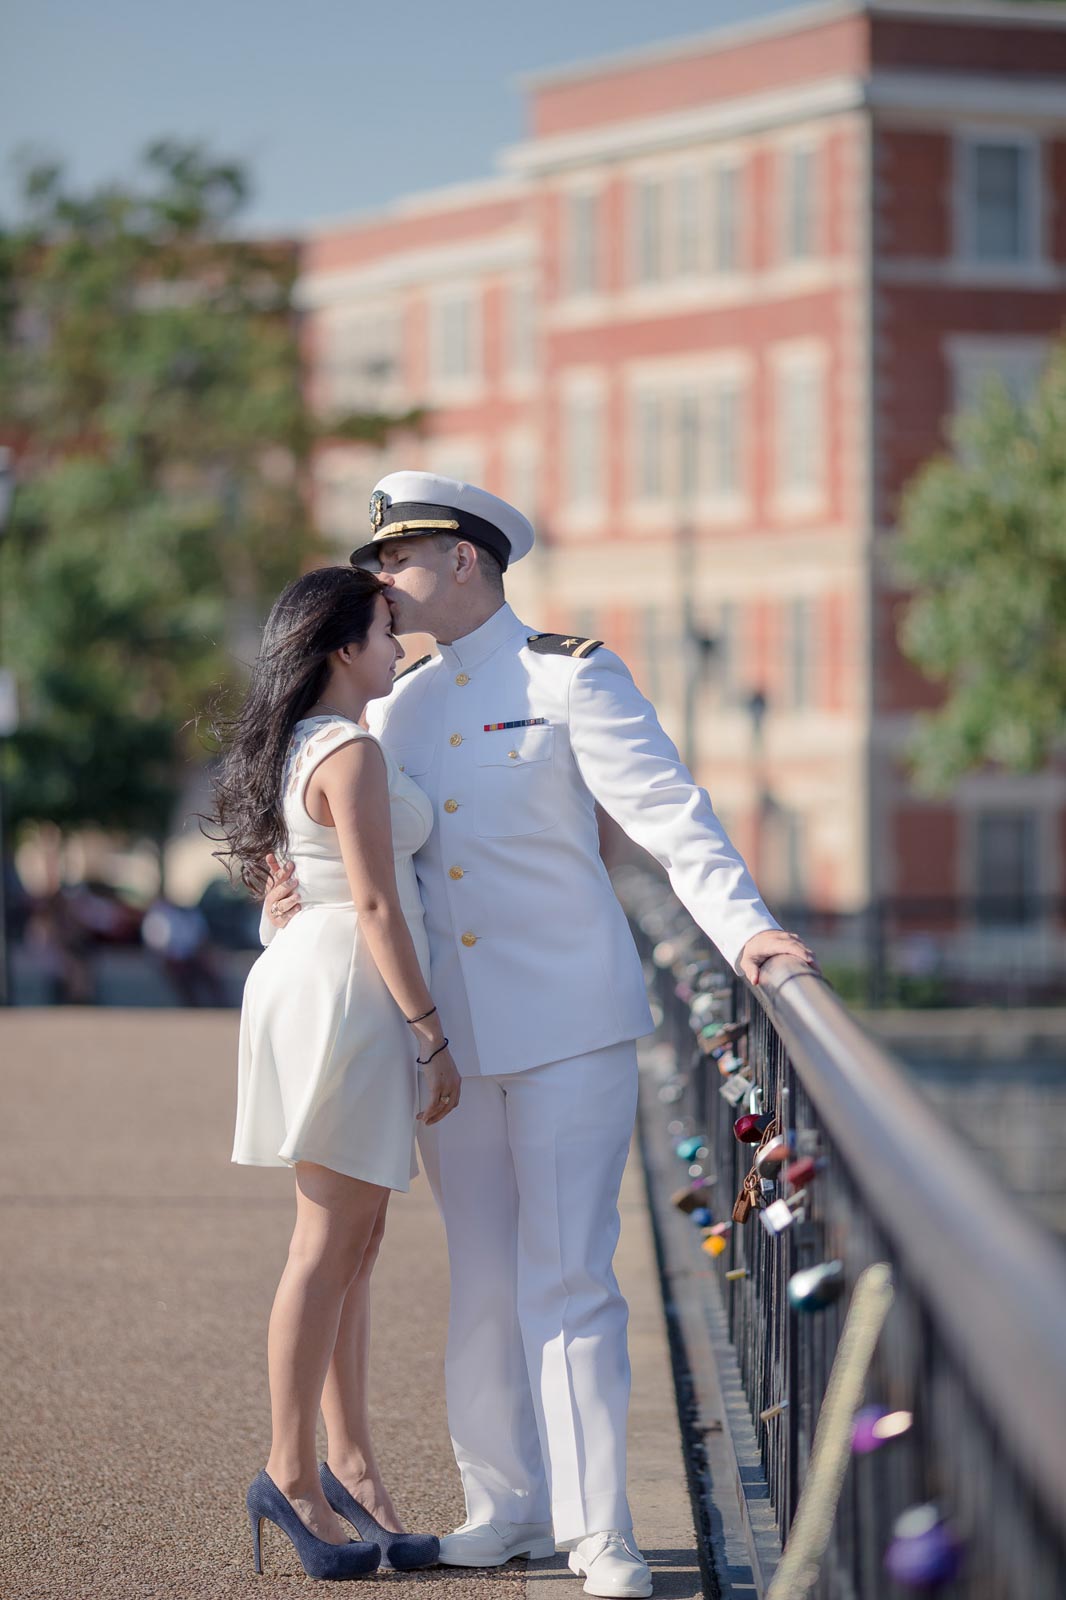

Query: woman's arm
<box><xmin>313</xmin><ymin>738</ymin><xmax>459</xmax><ymax>1120</ymax></box>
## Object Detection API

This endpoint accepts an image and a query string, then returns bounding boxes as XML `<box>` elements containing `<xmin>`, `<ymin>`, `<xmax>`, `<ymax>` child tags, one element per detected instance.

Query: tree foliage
<box><xmin>0</xmin><ymin>142</ymin><xmax>319</xmax><ymax>843</ymax></box>
<box><xmin>894</xmin><ymin>342</ymin><xmax>1066</xmax><ymax>793</ymax></box>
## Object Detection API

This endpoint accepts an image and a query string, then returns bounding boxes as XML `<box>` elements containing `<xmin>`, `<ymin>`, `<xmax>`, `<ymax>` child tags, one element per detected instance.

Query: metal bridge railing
<box><xmin>616</xmin><ymin>865</ymin><xmax>1066</xmax><ymax>1600</ymax></box>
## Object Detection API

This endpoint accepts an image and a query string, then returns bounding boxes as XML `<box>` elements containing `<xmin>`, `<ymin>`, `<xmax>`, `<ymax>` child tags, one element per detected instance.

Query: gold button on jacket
<box><xmin>444</xmin><ymin>799</ymin><xmax>459</xmax><ymax>814</ymax></box>
<box><xmin>449</xmin><ymin>866</ymin><xmax>464</xmax><ymax>880</ymax></box>
<box><xmin>461</xmin><ymin>932</ymin><xmax>478</xmax><ymax>948</ymax></box>
<box><xmin>455</xmin><ymin>673</ymin><xmax>470</xmax><ymax>686</ymax></box>
<box><xmin>450</xmin><ymin>733</ymin><xmax>463</xmax><ymax>747</ymax></box>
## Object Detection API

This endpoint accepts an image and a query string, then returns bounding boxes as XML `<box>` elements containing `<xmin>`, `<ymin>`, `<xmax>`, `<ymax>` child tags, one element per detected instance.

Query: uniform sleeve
<box><xmin>567</xmin><ymin>647</ymin><xmax>781</xmax><ymax>973</ymax></box>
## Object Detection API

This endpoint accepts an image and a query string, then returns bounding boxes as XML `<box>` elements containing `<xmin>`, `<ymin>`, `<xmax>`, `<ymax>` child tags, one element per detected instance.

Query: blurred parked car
<box><xmin>197</xmin><ymin>877</ymin><xmax>261</xmax><ymax>950</ymax></box>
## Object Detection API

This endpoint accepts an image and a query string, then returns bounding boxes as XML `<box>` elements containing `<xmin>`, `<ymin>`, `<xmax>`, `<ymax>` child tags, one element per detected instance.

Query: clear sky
<box><xmin>3</xmin><ymin>0</ymin><xmax>802</xmax><ymax>232</ymax></box>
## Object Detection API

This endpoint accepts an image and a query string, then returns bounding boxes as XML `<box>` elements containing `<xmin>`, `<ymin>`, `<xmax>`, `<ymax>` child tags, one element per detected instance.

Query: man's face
<box><xmin>375</xmin><ymin>535</ymin><xmax>460</xmax><ymax>638</ymax></box>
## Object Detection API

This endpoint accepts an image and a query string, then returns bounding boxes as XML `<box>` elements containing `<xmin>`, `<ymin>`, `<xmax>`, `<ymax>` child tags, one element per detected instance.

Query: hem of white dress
<box><xmin>232</xmin><ymin>1150</ymin><xmax>412</xmax><ymax>1193</ymax></box>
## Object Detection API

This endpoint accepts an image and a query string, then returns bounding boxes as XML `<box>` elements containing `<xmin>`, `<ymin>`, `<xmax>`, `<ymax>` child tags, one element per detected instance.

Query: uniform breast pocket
<box><xmin>392</xmin><ymin>746</ymin><xmax>433</xmax><ymax>781</ymax></box>
<box><xmin>473</xmin><ymin>725</ymin><xmax>559</xmax><ymax>838</ymax></box>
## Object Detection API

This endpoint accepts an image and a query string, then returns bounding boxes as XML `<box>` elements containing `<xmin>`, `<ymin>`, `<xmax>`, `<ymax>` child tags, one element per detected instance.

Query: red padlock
<box><xmin>786</xmin><ymin>1156</ymin><xmax>822</xmax><ymax>1190</ymax></box>
<box><xmin>733</xmin><ymin>1112</ymin><xmax>772</xmax><ymax>1144</ymax></box>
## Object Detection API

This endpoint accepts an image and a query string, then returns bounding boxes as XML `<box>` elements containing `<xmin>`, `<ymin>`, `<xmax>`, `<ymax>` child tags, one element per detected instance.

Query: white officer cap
<box><xmin>349</xmin><ymin>471</ymin><xmax>535</xmax><ymax>572</ymax></box>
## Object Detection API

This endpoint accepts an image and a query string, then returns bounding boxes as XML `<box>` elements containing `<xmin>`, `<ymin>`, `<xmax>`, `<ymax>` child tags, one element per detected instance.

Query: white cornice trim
<box><xmin>308</xmin><ymin>175</ymin><xmax>525</xmax><ymax>237</ymax></box>
<box><xmin>870</xmin><ymin>68</ymin><xmax>1066</xmax><ymax>121</ymax></box>
<box><xmin>296</xmin><ymin>231</ymin><xmax>536</xmax><ymax>309</ymax></box>
<box><xmin>870</xmin><ymin>1</ymin><xmax>1066</xmax><ymax>28</ymax></box>
<box><xmin>503</xmin><ymin>76</ymin><xmax>866</xmax><ymax>174</ymax></box>
<box><xmin>517</xmin><ymin>3</ymin><xmax>1066</xmax><ymax>98</ymax></box>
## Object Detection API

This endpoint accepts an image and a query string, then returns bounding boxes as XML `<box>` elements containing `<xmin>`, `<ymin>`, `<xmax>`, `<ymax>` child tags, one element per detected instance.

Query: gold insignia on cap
<box><xmin>369</xmin><ymin>489</ymin><xmax>387</xmax><ymax>532</ymax></box>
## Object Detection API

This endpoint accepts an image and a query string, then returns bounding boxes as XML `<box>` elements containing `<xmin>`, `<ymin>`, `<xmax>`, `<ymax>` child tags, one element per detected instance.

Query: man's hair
<box><xmin>434</xmin><ymin>534</ymin><xmax>506</xmax><ymax>598</ymax></box>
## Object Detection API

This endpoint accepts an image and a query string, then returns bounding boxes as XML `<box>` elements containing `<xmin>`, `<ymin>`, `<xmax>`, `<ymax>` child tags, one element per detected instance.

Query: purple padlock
<box><xmin>883</xmin><ymin>1504</ymin><xmax>962</xmax><ymax>1588</ymax></box>
<box><xmin>852</xmin><ymin>1405</ymin><xmax>913</xmax><ymax>1455</ymax></box>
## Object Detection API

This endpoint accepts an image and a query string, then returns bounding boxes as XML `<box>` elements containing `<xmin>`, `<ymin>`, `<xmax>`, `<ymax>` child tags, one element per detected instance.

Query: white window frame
<box><xmin>770</xmin><ymin>341</ymin><xmax>829</xmax><ymax>516</ymax></box>
<box><xmin>505</xmin><ymin>276</ymin><xmax>538</xmax><ymax>387</ymax></box>
<box><xmin>317</xmin><ymin>300</ymin><xmax>405</xmax><ymax>413</ymax></box>
<box><xmin>674</xmin><ymin>165</ymin><xmax>705</xmax><ymax>279</ymax></box>
<box><xmin>560</xmin><ymin>372</ymin><xmax>607</xmax><ymax>523</ymax></box>
<box><xmin>955</xmin><ymin>129</ymin><xmax>1043</xmax><ymax>270</ymax></box>
<box><xmin>779</xmin><ymin>137</ymin><xmax>821</xmax><ymax>264</ymax></box>
<box><xmin>503</xmin><ymin>428</ymin><xmax>539</xmax><ymax>522</ymax></box>
<box><xmin>425</xmin><ymin>438</ymin><xmax>486</xmax><ymax>489</ymax></box>
<box><xmin>631</xmin><ymin>173</ymin><xmax>667</xmax><ymax>286</ymax></box>
<box><xmin>562</xmin><ymin>184</ymin><xmax>603</xmax><ymax>301</ymax></box>
<box><xmin>626</xmin><ymin>355</ymin><xmax>750</xmax><ymax>521</ymax></box>
<box><xmin>946</xmin><ymin>335</ymin><xmax>1048</xmax><ymax>445</ymax></box>
<box><xmin>428</xmin><ymin>283</ymin><xmax>483</xmax><ymax>397</ymax></box>
<box><xmin>708</xmin><ymin>156</ymin><xmax>743</xmax><ymax>276</ymax></box>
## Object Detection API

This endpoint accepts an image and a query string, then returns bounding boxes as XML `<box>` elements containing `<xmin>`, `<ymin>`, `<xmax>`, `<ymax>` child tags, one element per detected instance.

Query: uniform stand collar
<box><xmin>436</xmin><ymin>603</ymin><xmax>527</xmax><ymax>673</ymax></box>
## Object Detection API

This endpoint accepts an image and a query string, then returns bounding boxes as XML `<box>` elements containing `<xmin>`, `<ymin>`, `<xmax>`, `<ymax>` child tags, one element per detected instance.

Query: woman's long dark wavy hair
<box><xmin>208</xmin><ymin>564</ymin><xmax>386</xmax><ymax>896</ymax></box>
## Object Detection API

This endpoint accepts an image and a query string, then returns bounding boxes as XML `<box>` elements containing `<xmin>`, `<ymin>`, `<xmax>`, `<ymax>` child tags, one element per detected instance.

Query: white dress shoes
<box><xmin>568</xmin><ymin>1531</ymin><xmax>653</xmax><ymax>1598</ymax></box>
<box><xmin>437</xmin><ymin>1519</ymin><xmax>556</xmax><ymax>1567</ymax></box>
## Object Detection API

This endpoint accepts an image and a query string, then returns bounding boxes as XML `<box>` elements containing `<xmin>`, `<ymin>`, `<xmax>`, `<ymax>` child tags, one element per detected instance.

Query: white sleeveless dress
<box><xmin>232</xmin><ymin>715</ymin><xmax>433</xmax><ymax>1192</ymax></box>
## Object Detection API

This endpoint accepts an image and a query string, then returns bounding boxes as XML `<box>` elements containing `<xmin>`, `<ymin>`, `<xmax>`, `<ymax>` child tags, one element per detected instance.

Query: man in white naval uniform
<box><xmin>263</xmin><ymin>473</ymin><xmax>818</xmax><ymax>1597</ymax></box>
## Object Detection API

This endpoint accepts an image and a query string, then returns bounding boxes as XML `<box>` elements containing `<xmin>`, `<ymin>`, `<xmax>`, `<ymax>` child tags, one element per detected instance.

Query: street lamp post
<box><xmin>0</xmin><ymin>445</ymin><xmax>16</xmax><ymax>1005</ymax></box>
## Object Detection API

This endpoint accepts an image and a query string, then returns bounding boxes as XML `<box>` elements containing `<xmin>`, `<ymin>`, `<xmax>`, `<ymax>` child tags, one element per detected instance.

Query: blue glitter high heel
<box><xmin>247</xmin><ymin>1469</ymin><xmax>382</xmax><ymax>1579</ymax></box>
<box><xmin>320</xmin><ymin>1462</ymin><xmax>441</xmax><ymax>1570</ymax></box>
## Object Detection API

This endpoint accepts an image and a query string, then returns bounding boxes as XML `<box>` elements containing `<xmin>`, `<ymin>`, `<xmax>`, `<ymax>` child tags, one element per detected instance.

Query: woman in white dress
<box><xmin>211</xmin><ymin>564</ymin><xmax>459</xmax><ymax>1580</ymax></box>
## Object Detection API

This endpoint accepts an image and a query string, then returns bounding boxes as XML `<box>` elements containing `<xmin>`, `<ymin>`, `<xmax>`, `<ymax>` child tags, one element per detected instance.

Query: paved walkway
<box><xmin>0</xmin><ymin>1012</ymin><xmax>701</xmax><ymax>1600</ymax></box>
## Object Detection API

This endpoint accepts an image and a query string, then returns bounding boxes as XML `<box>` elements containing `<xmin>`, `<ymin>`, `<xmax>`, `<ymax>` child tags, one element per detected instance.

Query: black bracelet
<box><xmin>416</xmin><ymin>1037</ymin><xmax>449</xmax><ymax>1066</ymax></box>
<box><xmin>406</xmin><ymin>1004</ymin><xmax>438</xmax><ymax>1026</ymax></box>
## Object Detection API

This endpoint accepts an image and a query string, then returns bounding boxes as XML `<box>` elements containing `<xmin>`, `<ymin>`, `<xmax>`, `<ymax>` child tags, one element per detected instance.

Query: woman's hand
<box><xmin>264</xmin><ymin>853</ymin><xmax>302</xmax><ymax>929</ymax></box>
<box><xmin>417</xmin><ymin>1049</ymin><xmax>461</xmax><ymax>1126</ymax></box>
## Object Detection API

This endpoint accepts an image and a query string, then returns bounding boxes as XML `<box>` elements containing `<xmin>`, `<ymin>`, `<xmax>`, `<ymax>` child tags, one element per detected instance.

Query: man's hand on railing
<box><xmin>738</xmin><ymin>929</ymin><xmax>821</xmax><ymax>986</ymax></box>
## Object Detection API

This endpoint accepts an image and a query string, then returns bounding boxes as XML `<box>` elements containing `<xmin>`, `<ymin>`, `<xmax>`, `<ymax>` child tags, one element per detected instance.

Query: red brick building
<box><xmin>298</xmin><ymin>0</ymin><xmax>1066</xmax><ymax>949</ymax></box>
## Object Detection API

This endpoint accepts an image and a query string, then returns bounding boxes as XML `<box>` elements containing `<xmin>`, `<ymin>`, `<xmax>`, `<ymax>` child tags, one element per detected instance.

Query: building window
<box><xmin>774</xmin><ymin>355</ymin><xmax>825</xmax><ymax>503</ymax></box>
<box><xmin>677</xmin><ymin>390</ymin><xmax>702</xmax><ymax>506</ymax></box>
<box><xmin>629</xmin><ymin>372</ymin><xmax>748</xmax><ymax>511</ymax></box>
<box><xmin>504</xmin><ymin>433</ymin><xmax>538</xmax><ymax>520</ymax></box>
<box><xmin>675</xmin><ymin>168</ymin><xmax>703</xmax><ymax>276</ymax></box>
<box><xmin>950</xmin><ymin>337</ymin><xmax>1048</xmax><ymax>421</ymax></box>
<box><xmin>565</xmin><ymin>191</ymin><xmax>600</xmax><ymax>296</ymax></box>
<box><xmin>705</xmin><ymin>376</ymin><xmax>743</xmax><ymax>499</ymax></box>
<box><xmin>321</xmin><ymin>306</ymin><xmax>403</xmax><ymax>411</ymax></box>
<box><xmin>431</xmin><ymin>290</ymin><xmax>480</xmax><ymax>383</ymax></box>
<box><xmin>783</xmin><ymin>809</ymin><xmax>806</xmax><ymax>904</ymax></box>
<box><xmin>633</xmin><ymin>177</ymin><xmax>665</xmax><ymax>284</ymax></box>
<box><xmin>563</xmin><ymin>388</ymin><xmax>604</xmax><ymax>509</ymax></box>
<box><xmin>974</xmin><ymin>810</ymin><xmax>1039</xmax><ymax>925</ymax></box>
<box><xmin>634</xmin><ymin>393</ymin><xmax>665</xmax><ymax>501</ymax></box>
<box><xmin>782</xmin><ymin>144</ymin><xmax>818</xmax><ymax>262</ymax></box>
<box><xmin>961</xmin><ymin>136</ymin><xmax>1039</xmax><ymax>264</ymax></box>
<box><xmin>785</xmin><ymin>598</ymin><xmax>811</xmax><ymax>710</ymax></box>
<box><xmin>716</xmin><ymin>598</ymin><xmax>737</xmax><ymax>704</ymax></box>
<box><xmin>710</xmin><ymin>161</ymin><xmax>742</xmax><ymax>273</ymax></box>
<box><xmin>426</xmin><ymin>442</ymin><xmax>485</xmax><ymax>487</ymax></box>
<box><xmin>507</xmin><ymin>281</ymin><xmax>537</xmax><ymax>379</ymax></box>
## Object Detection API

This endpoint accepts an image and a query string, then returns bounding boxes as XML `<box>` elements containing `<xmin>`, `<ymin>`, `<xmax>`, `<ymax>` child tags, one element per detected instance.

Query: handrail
<box><xmin>753</xmin><ymin>953</ymin><xmax>1066</xmax><ymax>1531</ymax></box>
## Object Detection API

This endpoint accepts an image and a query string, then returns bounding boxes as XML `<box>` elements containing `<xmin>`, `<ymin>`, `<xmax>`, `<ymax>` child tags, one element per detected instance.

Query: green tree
<box><xmin>0</xmin><ymin>143</ymin><xmax>327</xmax><ymax>869</ymax></box>
<box><xmin>894</xmin><ymin>342</ymin><xmax>1066</xmax><ymax>793</ymax></box>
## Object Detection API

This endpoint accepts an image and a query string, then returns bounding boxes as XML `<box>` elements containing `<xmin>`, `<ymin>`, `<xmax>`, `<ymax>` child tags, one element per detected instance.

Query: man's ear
<box><xmin>453</xmin><ymin>540</ymin><xmax>480</xmax><ymax>586</ymax></box>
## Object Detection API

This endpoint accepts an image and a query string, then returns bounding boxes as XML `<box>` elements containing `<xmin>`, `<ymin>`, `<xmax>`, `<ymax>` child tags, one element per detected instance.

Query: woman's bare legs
<box><xmin>319</xmin><ymin>1190</ymin><xmax>405</xmax><ymax>1532</ymax></box>
<box><xmin>265</xmin><ymin>1161</ymin><xmax>388</xmax><ymax>1543</ymax></box>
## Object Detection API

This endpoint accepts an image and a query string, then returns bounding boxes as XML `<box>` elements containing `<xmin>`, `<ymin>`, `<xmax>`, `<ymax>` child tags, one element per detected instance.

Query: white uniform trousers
<box><xmin>417</xmin><ymin>1041</ymin><xmax>638</xmax><ymax>1544</ymax></box>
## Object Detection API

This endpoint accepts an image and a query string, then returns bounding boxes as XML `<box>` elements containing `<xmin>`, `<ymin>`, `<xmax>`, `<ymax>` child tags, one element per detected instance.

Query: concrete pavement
<box><xmin>0</xmin><ymin>1012</ymin><xmax>702</xmax><ymax>1600</ymax></box>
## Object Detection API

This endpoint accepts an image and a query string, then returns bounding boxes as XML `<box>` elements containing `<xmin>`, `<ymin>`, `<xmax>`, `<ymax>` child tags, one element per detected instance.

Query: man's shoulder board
<box><xmin>526</xmin><ymin>633</ymin><xmax>603</xmax><ymax>660</ymax></box>
<box><xmin>394</xmin><ymin>653</ymin><xmax>434</xmax><ymax>682</ymax></box>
